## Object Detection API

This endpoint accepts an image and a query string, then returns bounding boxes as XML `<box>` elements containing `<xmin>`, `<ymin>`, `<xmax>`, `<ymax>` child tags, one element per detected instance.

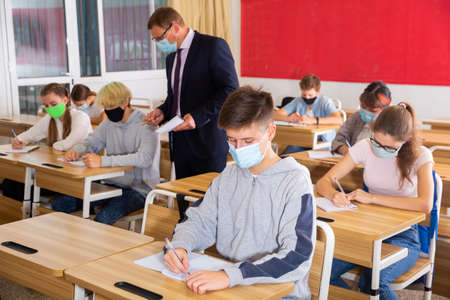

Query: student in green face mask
<box><xmin>12</xmin><ymin>83</ymin><xmax>93</xmax><ymax>151</ymax></box>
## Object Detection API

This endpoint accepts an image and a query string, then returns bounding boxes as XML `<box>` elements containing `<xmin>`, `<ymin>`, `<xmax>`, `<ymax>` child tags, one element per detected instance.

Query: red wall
<box><xmin>241</xmin><ymin>0</ymin><xmax>450</xmax><ymax>86</ymax></box>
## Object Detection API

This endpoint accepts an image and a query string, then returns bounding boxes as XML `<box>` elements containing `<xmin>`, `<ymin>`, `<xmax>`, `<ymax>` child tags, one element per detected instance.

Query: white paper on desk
<box><xmin>134</xmin><ymin>251</ymin><xmax>233</xmax><ymax>282</ymax></box>
<box><xmin>56</xmin><ymin>157</ymin><xmax>85</xmax><ymax>167</ymax></box>
<box><xmin>155</xmin><ymin>116</ymin><xmax>184</xmax><ymax>134</ymax></box>
<box><xmin>0</xmin><ymin>144</ymin><xmax>39</xmax><ymax>153</ymax></box>
<box><xmin>308</xmin><ymin>151</ymin><xmax>343</xmax><ymax>159</ymax></box>
<box><xmin>316</xmin><ymin>197</ymin><xmax>357</xmax><ymax>212</ymax></box>
<box><xmin>274</xmin><ymin>121</ymin><xmax>306</xmax><ymax>127</ymax></box>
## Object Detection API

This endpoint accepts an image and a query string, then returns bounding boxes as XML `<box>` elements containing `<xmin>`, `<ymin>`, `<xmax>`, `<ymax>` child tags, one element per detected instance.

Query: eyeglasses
<box><xmin>369</xmin><ymin>137</ymin><xmax>402</xmax><ymax>153</ymax></box>
<box><xmin>152</xmin><ymin>24</ymin><xmax>172</xmax><ymax>42</ymax></box>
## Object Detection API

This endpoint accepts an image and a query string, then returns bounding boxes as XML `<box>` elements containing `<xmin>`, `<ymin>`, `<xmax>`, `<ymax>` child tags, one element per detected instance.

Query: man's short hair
<box><xmin>218</xmin><ymin>86</ymin><xmax>274</xmax><ymax>130</ymax></box>
<box><xmin>300</xmin><ymin>74</ymin><xmax>321</xmax><ymax>91</ymax></box>
<box><xmin>147</xmin><ymin>7</ymin><xmax>185</xmax><ymax>30</ymax></box>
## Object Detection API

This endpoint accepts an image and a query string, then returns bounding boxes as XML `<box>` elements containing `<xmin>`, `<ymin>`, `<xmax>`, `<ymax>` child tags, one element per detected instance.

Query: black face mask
<box><xmin>302</xmin><ymin>97</ymin><xmax>317</xmax><ymax>105</ymax></box>
<box><xmin>105</xmin><ymin>106</ymin><xmax>124</xmax><ymax>122</ymax></box>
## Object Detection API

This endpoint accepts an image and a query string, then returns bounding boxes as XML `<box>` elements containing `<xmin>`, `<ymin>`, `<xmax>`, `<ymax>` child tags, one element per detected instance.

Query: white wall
<box><xmin>0</xmin><ymin>2</ymin><xmax>12</xmax><ymax>115</ymax></box>
<box><xmin>230</xmin><ymin>0</ymin><xmax>450</xmax><ymax>124</ymax></box>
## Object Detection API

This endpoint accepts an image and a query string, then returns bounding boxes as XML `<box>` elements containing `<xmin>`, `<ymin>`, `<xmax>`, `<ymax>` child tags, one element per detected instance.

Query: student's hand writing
<box><xmin>186</xmin><ymin>270</ymin><xmax>230</xmax><ymax>294</ymax></box>
<box><xmin>144</xmin><ymin>108</ymin><xmax>164</xmax><ymax>125</ymax></box>
<box><xmin>64</xmin><ymin>149</ymin><xmax>79</xmax><ymax>162</ymax></box>
<box><xmin>173</xmin><ymin>113</ymin><xmax>196</xmax><ymax>131</ymax></box>
<box><xmin>164</xmin><ymin>248</ymin><xmax>189</xmax><ymax>274</ymax></box>
<box><xmin>331</xmin><ymin>191</ymin><xmax>350</xmax><ymax>207</ymax></box>
<box><xmin>298</xmin><ymin>115</ymin><xmax>316</xmax><ymax>125</ymax></box>
<box><xmin>337</xmin><ymin>145</ymin><xmax>349</xmax><ymax>155</ymax></box>
<box><xmin>287</xmin><ymin>112</ymin><xmax>302</xmax><ymax>123</ymax></box>
<box><xmin>12</xmin><ymin>138</ymin><xmax>25</xmax><ymax>149</ymax></box>
<box><xmin>347</xmin><ymin>189</ymin><xmax>374</xmax><ymax>204</ymax></box>
<box><xmin>82</xmin><ymin>153</ymin><xmax>101</xmax><ymax>168</ymax></box>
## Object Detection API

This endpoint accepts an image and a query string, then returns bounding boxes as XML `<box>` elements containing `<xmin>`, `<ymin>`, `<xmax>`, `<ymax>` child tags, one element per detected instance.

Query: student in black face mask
<box><xmin>274</xmin><ymin>73</ymin><xmax>343</xmax><ymax>154</ymax></box>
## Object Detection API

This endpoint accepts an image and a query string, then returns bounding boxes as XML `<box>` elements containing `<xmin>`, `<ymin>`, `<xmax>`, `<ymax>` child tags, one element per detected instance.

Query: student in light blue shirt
<box><xmin>274</xmin><ymin>74</ymin><xmax>342</xmax><ymax>153</ymax></box>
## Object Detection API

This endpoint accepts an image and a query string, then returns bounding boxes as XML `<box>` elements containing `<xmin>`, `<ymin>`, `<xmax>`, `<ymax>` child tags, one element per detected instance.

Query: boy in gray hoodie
<box><xmin>52</xmin><ymin>82</ymin><xmax>160</xmax><ymax>225</ymax></box>
<box><xmin>164</xmin><ymin>86</ymin><xmax>316</xmax><ymax>299</ymax></box>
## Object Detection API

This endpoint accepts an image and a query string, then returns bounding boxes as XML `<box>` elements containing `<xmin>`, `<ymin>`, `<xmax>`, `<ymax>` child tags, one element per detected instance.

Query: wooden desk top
<box><xmin>0</xmin><ymin>114</ymin><xmax>41</xmax><ymax>127</ymax></box>
<box><xmin>15</xmin><ymin>145</ymin><xmax>133</xmax><ymax>179</ymax></box>
<box><xmin>275</xmin><ymin>124</ymin><xmax>340</xmax><ymax>133</ymax></box>
<box><xmin>423</xmin><ymin>118</ymin><xmax>450</xmax><ymax>129</ymax></box>
<box><xmin>420</xmin><ymin>129</ymin><xmax>450</xmax><ymax>147</ymax></box>
<box><xmin>65</xmin><ymin>241</ymin><xmax>294</xmax><ymax>300</ymax></box>
<box><xmin>156</xmin><ymin>172</ymin><xmax>219</xmax><ymax>198</ymax></box>
<box><xmin>317</xmin><ymin>203</ymin><xmax>425</xmax><ymax>240</ymax></box>
<box><xmin>0</xmin><ymin>213</ymin><xmax>153</xmax><ymax>277</ymax></box>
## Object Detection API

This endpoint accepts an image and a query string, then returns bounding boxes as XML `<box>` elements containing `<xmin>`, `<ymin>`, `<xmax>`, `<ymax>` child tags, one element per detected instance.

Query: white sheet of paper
<box><xmin>316</xmin><ymin>197</ymin><xmax>357</xmax><ymax>212</ymax></box>
<box><xmin>274</xmin><ymin>121</ymin><xmax>306</xmax><ymax>127</ymax></box>
<box><xmin>155</xmin><ymin>116</ymin><xmax>184</xmax><ymax>134</ymax></box>
<box><xmin>56</xmin><ymin>157</ymin><xmax>85</xmax><ymax>167</ymax></box>
<box><xmin>0</xmin><ymin>144</ymin><xmax>39</xmax><ymax>153</ymax></box>
<box><xmin>308</xmin><ymin>151</ymin><xmax>343</xmax><ymax>159</ymax></box>
<box><xmin>134</xmin><ymin>251</ymin><xmax>233</xmax><ymax>282</ymax></box>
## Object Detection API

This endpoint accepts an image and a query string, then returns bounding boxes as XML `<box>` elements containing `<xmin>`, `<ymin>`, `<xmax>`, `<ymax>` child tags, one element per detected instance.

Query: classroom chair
<box><xmin>390</xmin><ymin>172</ymin><xmax>442</xmax><ymax>300</ymax></box>
<box><xmin>332</xmin><ymin>98</ymin><xmax>347</xmax><ymax>122</ymax></box>
<box><xmin>430</xmin><ymin>145</ymin><xmax>450</xmax><ymax>165</ymax></box>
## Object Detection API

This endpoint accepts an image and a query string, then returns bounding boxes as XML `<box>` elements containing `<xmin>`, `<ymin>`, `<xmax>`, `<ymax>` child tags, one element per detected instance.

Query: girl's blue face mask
<box><xmin>77</xmin><ymin>103</ymin><xmax>89</xmax><ymax>110</ymax></box>
<box><xmin>370</xmin><ymin>137</ymin><xmax>402</xmax><ymax>159</ymax></box>
<box><xmin>360</xmin><ymin>108</ymin><xmax>377</xmax><ymax>123</ymax></box>
<box><xmin>157</xmin><ymin>38</ymin><xmax>177</xmax><ymax>53</ymax></box>
<box><xmin>228</xmin><ymin>141</ymin><xmax>267</xmax><ymax>169</ymax></box>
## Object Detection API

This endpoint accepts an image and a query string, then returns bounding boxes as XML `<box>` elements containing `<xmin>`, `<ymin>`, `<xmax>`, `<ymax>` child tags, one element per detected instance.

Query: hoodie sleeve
<box><xmin>170</xmin><ymin>176</ymin><xmax>220</xmax><ymax>254</ymax></box>
<box><xmin>101</xmin><ymin>126</ymin><xmax>159</xmax><ymax>168</ymax></box>
<box><xmin>223</xmin><ymin>171</ymin><xmax>316</xmax><ymax>287</ymax></box>
<box><xmin>72</xmin><ymin>121</ymin><xmax>107</xmax><ymax>155</ymax></box>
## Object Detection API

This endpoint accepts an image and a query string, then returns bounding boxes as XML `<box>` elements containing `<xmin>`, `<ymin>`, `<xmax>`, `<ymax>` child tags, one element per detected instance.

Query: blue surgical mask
<box><xmin>228</xmin><ymin>142</ymin><xmax>267</xmax><ymax>169</ymax></box>
<box><xmin>370</xmin><ymin>139</ymin><xmax>401</xmax><ymax>159</ymax></box>
<box><xmin>157</xmin><ymin>38</ymin><xmax>177</xmax><ymax>53</ymax></box>
<box><xmin>360</xmin><ymin>108</ymin><xmax>377</xmax><ymax>123</ymax></box>
<box><xmin>78</xmin><ymin>103</ymin><xmax>89</xmax><ymax>110</ymax></box>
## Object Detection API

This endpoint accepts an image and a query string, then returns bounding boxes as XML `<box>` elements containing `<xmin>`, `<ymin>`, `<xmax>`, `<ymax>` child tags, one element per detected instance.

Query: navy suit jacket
<box><xmin>158</xmin><ymin>31</ymin><xmax>239</xmax><ymax>178</ymax></box>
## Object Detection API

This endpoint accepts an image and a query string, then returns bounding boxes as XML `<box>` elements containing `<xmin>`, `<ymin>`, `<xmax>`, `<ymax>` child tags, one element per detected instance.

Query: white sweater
<box><xmin>17</xmin><ymin>109</ymin><xmax>93</xmax><ymax>151</ymax></box>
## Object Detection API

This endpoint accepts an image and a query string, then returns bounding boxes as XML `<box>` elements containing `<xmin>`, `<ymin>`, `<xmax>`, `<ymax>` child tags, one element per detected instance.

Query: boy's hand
<box><xmin>298</xmin><ymin>115</ymin><xmax>316</xmax><ymax>125</ymax></box>
<box><xmin>64</xmin><ymin>149</ymin><xmax>80</xmax><ymax>162</ymax></box>
<box><xmin>287</xmin><ymin>112</ymin><xmax>302</xmax><ymax>123</ymax></box>
<box><xmin>186</xmin><ymin>270</ymin><xmax>230</xmax><ymax>294</ymax></box>
<box><xmin>12</xmin><ymin>138</ymin><xmax>25</xmax><ymax>149</ymax></box>
<box><xmin>164</xmin><ymin>248</ymin><xmax>189</xmax><ymax>274</ymax></box>
<box><xmin>82</xmin><ymin>153</ymin><xmax>101</xmax><ymax>168</ymax></box>
<box><xmin>331</xmin><ymin>191</ymin><xmax>350</xmax><ymax>207</ymax></box>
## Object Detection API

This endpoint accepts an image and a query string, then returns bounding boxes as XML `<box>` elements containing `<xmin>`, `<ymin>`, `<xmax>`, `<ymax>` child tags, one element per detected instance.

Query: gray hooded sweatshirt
<box><xmin>171</xmin><ymin>157</ymin><xmax>316</xmax><ymax>300</ymax></box>
<box><xmin>73</xmin><ymin>109</ymin><xmax>160</xmax><ymax>196</ymax></box>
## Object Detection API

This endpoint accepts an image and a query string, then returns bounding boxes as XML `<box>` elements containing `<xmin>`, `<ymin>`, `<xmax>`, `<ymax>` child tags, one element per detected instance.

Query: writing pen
<box><xmin>345</xmin><ymin>139</ymin><xmax>351</xmax><ymax>148</ymax></box>
<box><xmin>9</xmin><ymin>128</ymin><xmax>16</xmax><ymax>138</ymax></box>
<box><xmin>165</xmin><ymin>237</ymin><xmax>191</xmax><ymax>275</ymax></box>
<box><xmin>334</xmin><ymin>177</ymin><xmax>345</xmax><ymax>194</ymax></box>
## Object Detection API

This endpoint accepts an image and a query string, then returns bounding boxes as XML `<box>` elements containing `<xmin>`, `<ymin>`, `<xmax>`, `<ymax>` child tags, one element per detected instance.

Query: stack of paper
<box><xmin>134</xmin><ymin>251</ymin><xmax>232</xmax><ymax>282</ymax></box>
<box><xmin>0</xmin><ymin>144</ymin><xmax>39</xmax><ymax>153</ymax></box>
<box><xmin>316</xmin><ymin>197</ymin><xmax>357</xmax><ymax>212</ymax></box>
<box><xmin>274</xmin><ymin>121</ymin><xmax>306</xmax><ymax>127</ymax></box>
<box><xmin>155</xmin><ymin>116</ymin><xmax>184</xmax><ymax>134</ymax></box>
<box><xmin>56</xmin><ymin>157</ymin><xmax>85</xmax><ymax>167</ymax></box>
<box><xmin>308</xmin><ymin>151</ymin><xmax>343</xmax><ymax>159</ymax></box>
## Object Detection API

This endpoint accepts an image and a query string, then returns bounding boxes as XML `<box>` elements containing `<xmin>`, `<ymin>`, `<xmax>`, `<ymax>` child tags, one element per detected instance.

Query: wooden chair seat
<box><xmin>91</xmin><ymin>182</ymin><xmax>121</xmax><ymax>195</ymax></box>
<box><xmin>0</xmin><ymin>195</ymin><xmax>22</xmax><ymax>224</ymax></box>
<box><xmin>392</xmin><ymin>257</ymin><xmax>430</xmax><ymax>284</ymax></box>
<box><xmin>327</xmin><ymin>285</ymin><xmax>370</xmax><ymax>300</ymax></box>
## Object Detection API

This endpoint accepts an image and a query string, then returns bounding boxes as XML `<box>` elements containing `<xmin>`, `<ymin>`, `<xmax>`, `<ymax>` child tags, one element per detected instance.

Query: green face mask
<box><xmin>45</xmin><ymin>103</ymin><xmax>66</xmax><ymax>119</ymax></box>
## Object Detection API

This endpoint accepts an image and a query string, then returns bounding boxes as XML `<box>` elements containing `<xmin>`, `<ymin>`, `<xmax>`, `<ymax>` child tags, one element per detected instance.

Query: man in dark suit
<box><xmin>145</xmin><ymin>7</ymin><xmax>239</xmax><ymax>217</ymax></box>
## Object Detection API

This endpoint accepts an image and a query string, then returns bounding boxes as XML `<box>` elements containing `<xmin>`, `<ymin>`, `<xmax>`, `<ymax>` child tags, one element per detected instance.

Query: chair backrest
<box><xmin>309</xmin><ymin>220</ymin><xmax>335</xmax><ymax>300</ymax></box>
<box><xmin>159</xmin><ymin>145</ymin><xmax>171</xmax><ymax>181</ymax></box>
<box><xmin>142</xmin><ymin>203</ymin><xmax>179</xmax><ymax>240</ymax></box>
<box><xmin>280</xmin><ymin>96</ymin><xmax>295</xmax><ymax>108</ymax></box>
<box><xmin>332</xmin><ymin>98</ymin><xmax>347</xmax><ymax>122</ymax></box>
<box><xmin>430</xmin><ymin>146</ymin><xmax>450</xmax><ymax>164</ymax></box>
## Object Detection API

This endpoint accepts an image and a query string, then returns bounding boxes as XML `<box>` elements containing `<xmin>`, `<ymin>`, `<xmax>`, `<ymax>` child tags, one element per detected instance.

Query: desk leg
<box><xmin>370</xmin><ymin>239</ymin><xmax>382</xmax><ymax>300</ymax></box>
<box><xmin>82</xmin><ymin>178</ymin><xmax>92</xmax><ymax>219</ymax></box>
<box><xmin>73</xmin><ymin>284</ymin><xmax>86</xmax><ymax>300</ymax></box>
<box><xmin>22</xmin><ymin>167</ymin><xmax>33</xmax><ymax>219</ymax></box>
<box><xmin>32</xmin><ymin>176</ymin><xmax>41</xmax><ymax>217</ymax></box>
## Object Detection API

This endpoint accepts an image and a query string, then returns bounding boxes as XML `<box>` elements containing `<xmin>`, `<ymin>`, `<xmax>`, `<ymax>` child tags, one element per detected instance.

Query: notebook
<box><xmin>308</xmin><ymin>151</ymin><xmax>343</xmax><ymax>159</ymax></box>
<box><xmin>316</xmin><ymin>197</ymin><xmax>357</xmax><ymax>212</ymax></box>
<box><xmin>0</xmin><ymin>144</ymin><xmax>39</xmax><ymax>153</ymax></box>
<box><xmin>134</xmin><ymin>251</ymin><xmax>233</xmax><ymax>282</ymax></box>
<box><xmin>56</xmin><ymin>157</ymin><xmax>85</xmax><ymax>167</ymax></box>
<box><xmin>155</xmin><ymin>116</ymin><xmax>184</xmax><ymax>134</ymax></box>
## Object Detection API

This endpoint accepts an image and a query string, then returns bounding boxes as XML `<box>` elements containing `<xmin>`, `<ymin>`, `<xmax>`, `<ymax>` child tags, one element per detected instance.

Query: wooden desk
<box><xmin>9</xmin><ymin>145</ymin><xmax>133</xmax><ymax>218</ymax></box>
<box><xmin>434</xmin><ymin>163</ymin><xmax>450</xmax><ymax>208</ymax></box>
<box><xmin>419</xmin><ymin>129</ymin><xmax>450</xmax><ymax>148</ymax></box>
<box><xmin>422</xmin><ymin>118</ymin><xmax>450</xmax><ymax>131</ymax></box>
<box><xmin>0</xmin><ymin>114</ymin><xmax>41</xmax><ymax>137</ymax></box>
<box><xmin>343</xmin><ymin>108</ymin><xmax>358</xmax><ymax>119</ymax></box>
<box><xmin>290</xmin><ymin>151</ymin><xmax>363</xmax><ymax>190</ymax></box>
<box><xmin>318</xmin><ymin>203</ymin><xmax>425</xmax><ymax>300</ymax></box>
<box><xmin>0</xmin><ymin>212</ymin><xmax>153</xmax><ymax>299</ymax></box>
<box><xmin>156</xmin><ymin>172</ymin><xmax>219</xmax><ymax>198</ymax></box>
<box><xmin>274</xmin><ymin>124</ymin><xmax>340</xmax><ymax>150</ymax></box>
<box><xmin>65</xmin><ymin>241</ymin><xmax>294</xmax><ymax>300</ymax></box>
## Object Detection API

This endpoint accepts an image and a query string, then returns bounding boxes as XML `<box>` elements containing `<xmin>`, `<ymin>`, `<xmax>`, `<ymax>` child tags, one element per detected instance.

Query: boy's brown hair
<box><xmin>147</xmin><ymin>7</ymin><xmax>185</xmax><ymax>30</ymax></box>
<box><xmin>300</xmin><ymin>74</ymin><xmax>321</xmax><ymax>91</ymax></box>
<box><xmin>218</xmin><ymin>86</ymin><xmax>274</xmax><ymax>130</ymax></box>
